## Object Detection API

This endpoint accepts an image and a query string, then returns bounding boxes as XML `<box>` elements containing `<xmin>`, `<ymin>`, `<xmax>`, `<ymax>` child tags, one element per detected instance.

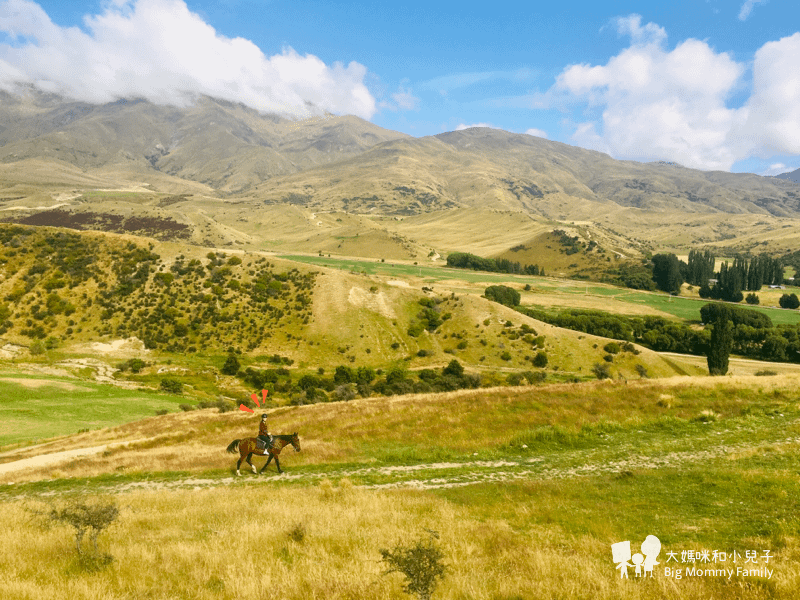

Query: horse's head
<box><xmin>290</xmin><ymin>432</ymin><xmax>301</xmax><ymax>452</ymax></box>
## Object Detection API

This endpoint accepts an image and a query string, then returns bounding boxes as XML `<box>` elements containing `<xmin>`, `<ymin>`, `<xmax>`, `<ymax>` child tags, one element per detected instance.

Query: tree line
<box><xmin>652</xmin><ymin>249</ymin><xmax>785</xmax><ymax>301</ymax></box>
<box><xmin>446</xmin><ymin>252</ymin><xmax>543</xmax><ymax>276</ymax></box>
<box><xmin>515</xmin><ymin>303</ymin><xmax>800</xmax><ymax>364</ymax></box>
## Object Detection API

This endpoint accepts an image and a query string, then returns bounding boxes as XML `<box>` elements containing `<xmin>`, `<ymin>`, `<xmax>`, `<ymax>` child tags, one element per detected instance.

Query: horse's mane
<box><xmin>272</xmin><ymin>433</ymin><xmax>297</xmax><ymax>440</ymax></box>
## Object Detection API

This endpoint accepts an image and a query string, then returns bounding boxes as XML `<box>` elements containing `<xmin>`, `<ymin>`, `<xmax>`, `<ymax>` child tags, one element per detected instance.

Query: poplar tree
<box><xmin>707</xmin><ymin>304</ymin><xmax>733</xmax><ymax>375</ymax></box>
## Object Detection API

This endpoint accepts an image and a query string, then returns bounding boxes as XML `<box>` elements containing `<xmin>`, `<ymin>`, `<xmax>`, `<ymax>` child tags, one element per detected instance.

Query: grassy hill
<box><xmin>2</xmin><ymin>375</ymin><xmax>800</xmax><ymax>598</ymax></box>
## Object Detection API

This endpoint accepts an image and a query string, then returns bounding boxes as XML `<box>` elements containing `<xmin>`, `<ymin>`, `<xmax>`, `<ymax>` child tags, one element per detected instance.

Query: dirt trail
<box><xmin>5</xmin><ymin>434</ymin><xmax>799</xmax><ymax>496</ymax></box>
<box><xmin>0</xmin><ymin>439</ymin><xmax>148</xmax><ymax>476</ymax></box>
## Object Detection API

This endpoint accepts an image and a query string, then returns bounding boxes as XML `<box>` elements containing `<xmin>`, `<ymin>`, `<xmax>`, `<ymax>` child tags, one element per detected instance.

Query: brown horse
<box><xmin>226</xmin><ymin>433</ymin><xmax>301</xmax><ymax>476</ymax></box>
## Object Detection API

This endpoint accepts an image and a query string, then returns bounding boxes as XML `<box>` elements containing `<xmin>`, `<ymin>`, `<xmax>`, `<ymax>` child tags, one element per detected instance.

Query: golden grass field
<box><xmin>3</xmin><ymin>375</ymin><xmax>800</xmax><ymax>599</ymax></box>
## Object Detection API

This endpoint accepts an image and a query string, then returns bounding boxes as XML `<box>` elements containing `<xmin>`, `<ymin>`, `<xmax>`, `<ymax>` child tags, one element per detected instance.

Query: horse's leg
<box><xmin>236</xmin><ymin>454</ymin><xmax>243</xmax><ymax>476</ymax></box>
<box><xmin>274</xmin><ymin>454</ymin><xmax>282</xmax><ymax>474</ymax></box>
<box><xmin>260</xmin><ymin>453</ymin><xmax>274</xmax><ymax>474</ymax></box>
<box><xmin>246</xmin><ymin>453</ymin><xmax>257</xmax><ymax>474</ymax></box>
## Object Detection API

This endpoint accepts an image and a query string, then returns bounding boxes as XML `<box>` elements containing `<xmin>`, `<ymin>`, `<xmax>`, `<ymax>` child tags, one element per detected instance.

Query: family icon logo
<box><xmin>612</xmin><ymin>535</ymin><xmax>661</xmax><ymax>579</ymax></box>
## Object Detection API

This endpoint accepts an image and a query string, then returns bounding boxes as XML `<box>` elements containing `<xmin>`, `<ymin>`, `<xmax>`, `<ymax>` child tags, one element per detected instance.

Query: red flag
<box><xmin>251</xmin><ymin>392</ymin><xmax>260</xmax><ymax>407</ymax></box>
<box><xmin>239</xmin><ymin>404</ymin><xmax>254</xmax><ymax>413</ymax></box>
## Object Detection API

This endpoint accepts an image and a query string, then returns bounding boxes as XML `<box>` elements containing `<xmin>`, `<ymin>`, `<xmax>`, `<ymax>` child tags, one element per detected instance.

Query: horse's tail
<box><xmin>226</xmin><ymin>439</ymin><xmax>240</xmax><ymax>454</ymax></box>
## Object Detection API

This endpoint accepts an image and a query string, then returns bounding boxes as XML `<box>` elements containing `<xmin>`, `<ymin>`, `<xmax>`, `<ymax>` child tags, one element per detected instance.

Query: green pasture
<box><xmin>0</xmin><ymin>374</ymin><xmax>186</xmax><ymax>448</ymax></box>
<box><xmin>282</xmin><ymin>254</ymin><xmax>800</xmax><ymax>325</ymax></box>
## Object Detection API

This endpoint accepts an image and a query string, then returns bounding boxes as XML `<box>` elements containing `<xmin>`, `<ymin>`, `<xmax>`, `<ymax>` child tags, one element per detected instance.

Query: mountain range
<box><xmin>2</xmin><ymin>89</ymin><xmax>800</xmax><ymax>259</ymax></box>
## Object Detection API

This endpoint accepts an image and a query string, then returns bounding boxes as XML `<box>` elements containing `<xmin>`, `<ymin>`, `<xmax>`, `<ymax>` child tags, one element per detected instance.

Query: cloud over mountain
<box><xmin>0</xmin><ymin>0</ymin><xmax>376</xmax><ymax>119</ymax></box>
<box><xmin>551</xmin><ymin>14</ymin><xmax>800</xmax><ymax>171</ymax></box>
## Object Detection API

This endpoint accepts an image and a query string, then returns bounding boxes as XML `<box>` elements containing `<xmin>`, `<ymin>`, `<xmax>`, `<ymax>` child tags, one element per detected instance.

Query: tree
<box><xmin>779</xmin><ymin>293</ymin><xmax>800</xmax><ymax>309</ymax></box>
<box><xmin>707</xmin><ymin>304</ymin><xmax>733</xmax><ymax>375</ymax></box>
<box><xmin>651</xmin><ymin>253</ymin><xmax>685</xmax><ymax>294</ymax></box>
<box><xmin>442</xmin><ymin>359</ymin><xmax>464</xmax><ymax>377</ymax></box>
<box><xmin>484</xmin><ymin>285</ymin><xmax>520</xmax><ymax>307</ymax></box>
<box><xmin>221</xmin><ymin>353</ymin><xmax>240</xmax><ymax>376</ymax></box>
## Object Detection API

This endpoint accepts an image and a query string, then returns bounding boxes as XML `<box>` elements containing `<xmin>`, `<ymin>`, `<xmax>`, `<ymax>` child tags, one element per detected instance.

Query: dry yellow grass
<box><xmin>4</xmin><ymin>373</ymin><xmax>800</xmax><ymax>485</ymax></box>
<box><xmin>3</xmin><ymin>481</ymin><xmax>797</xmax><ymax>600</ymax></box>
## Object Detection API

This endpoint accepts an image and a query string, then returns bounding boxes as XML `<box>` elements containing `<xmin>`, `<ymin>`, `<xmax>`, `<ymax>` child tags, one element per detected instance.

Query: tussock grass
<box><xmin>5</xmin><ymin>374</ymin><xmax>800</xmax><ymax>484</ymax></box>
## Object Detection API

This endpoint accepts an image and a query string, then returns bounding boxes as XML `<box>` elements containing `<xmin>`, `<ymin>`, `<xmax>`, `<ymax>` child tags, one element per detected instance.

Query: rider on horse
<box><xmin>257</xmin><ymin>413</ymin><xmax>273</xmax><ymax>451</ymax></box>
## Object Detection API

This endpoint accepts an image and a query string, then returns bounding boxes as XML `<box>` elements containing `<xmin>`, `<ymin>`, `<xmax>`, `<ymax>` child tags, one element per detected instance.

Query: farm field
<box><xmin>281</xmin><ymin>253</ymin><xmax>800</xmax><ymax>325</ymax></box>
<box><xmin>1</xmin><ymin>374</ymin><xmax>800</xmax><ymax>599</ymax></box>
<box><xmin>0</xmin><ymin>374</ymin><xmax>187</xmax><ymax>448</ymax></box>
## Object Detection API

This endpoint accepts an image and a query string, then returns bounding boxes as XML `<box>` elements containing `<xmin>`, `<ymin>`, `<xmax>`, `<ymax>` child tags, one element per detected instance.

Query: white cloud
<box><xmin>739</xmin><ymin>0</ymin><xmax>768</xmax><ymax>21</ymax></box>
<box><xmin>0</xmin><ymin>0</ymin><xmax>376</xmax><ymax>119</ymax></box>
<box><xmin>455</xmin><ymin>122</ymin><xmax>497</xmax><ymax>130</ymax></box>
<box><xmin>380</xmin><ymin>84</ymin><xmax>419</xmax><ymax>111</ymax></box>
<box><xmin>761</xmin><ymin>162</ymin><xmax>787</xmax><ymax>176</ymax></box>
<box><xmin>554</xmin><ymin>14</ymin><xmax>748</xmax><ymax>170</ymax></box>
<box><xmin>524</xmin><ymin>128</ymin><xmax>548</xmax><ymax>138</ymax></box>
<box><xmin>613</xmin><ymin>14</ymin><xmax>667</xmax><ymax>46</ymax></box>
<box><xmin>730</xmin><ymin>33</ymin><xmax>800</xmax><ymax>158</ymax></box>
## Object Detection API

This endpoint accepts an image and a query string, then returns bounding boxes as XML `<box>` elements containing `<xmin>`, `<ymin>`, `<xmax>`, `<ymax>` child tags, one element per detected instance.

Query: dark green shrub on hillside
<box><xmin>532</xmin><ymin>351</ymin><xmax>548</xmax><ymax>368</ymax></box>
<box><xmin>442</xmin><ymin>359</ymin><xmax>464</xmax><ymax>377</ymax></box>
<box><xmin>221</xmin><ymin>353</ymin><xmax>240</xmax><ymax>376</ymax></box>
<box><xmin>160</xmin><ymin>378</ymin><xmax>183</xmax><ymax>394</ymax></box>
<box><xmin>746</xmin><ymin>293</ymin><xmax>760</xmax><ymax>305</ymax></box>
<box><xmin>484</xmin><ymin>285</ymin><xmax>520</xmax><ymax>308</ymax></box>
<box><xmin>779</xmin><ymin>293</ymin><xmax>800</xmax><ymax>309</ymax></box>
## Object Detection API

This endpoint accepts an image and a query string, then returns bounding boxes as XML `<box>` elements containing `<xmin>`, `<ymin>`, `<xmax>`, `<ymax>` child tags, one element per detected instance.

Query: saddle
<box><xmin>256</xmin><ymin>438</ymin><xmax>272</xmax><ymax>451</ymax></box>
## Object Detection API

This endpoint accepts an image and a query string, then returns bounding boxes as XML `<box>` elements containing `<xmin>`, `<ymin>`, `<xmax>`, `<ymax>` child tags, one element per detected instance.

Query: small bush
<box><xmin>160</xmin><ymin>378</ymin><xmax>183</xmax><ymax>394</ymax></box>
<box><xmin>334</xmin><ymin>384</ymin><xmax>357</xmax><ymax>401</ymax></box>
<box><xmin>603</xmin><ymin>342</ymin><xmax>620</xmax><ymax>354</ymax></box>
<box><xmin>592</xmin><ymin>363</ymin><xmax>612</xmax><ymax>380</ymax></box>
<box><xmin>287</xmin><ymin>522</ymin><xmax>306</xmax><ymax>543</ymax></box>
<box><xmin>32</xmin><ymin>498</ymin><xmax>119</xmax><ymax>563</ymax></box>
<box><xmin>532</xmin><ymin>351</ymin><xmax>548</xmax><ymax>368</ymax></box>
<box><xmin>381</xmin><ymin>532</ymin><xmax>447</xmax><ymax>600</ymax></box>
<box><xmin>221</xmin><ymin>353</ymin><xmax>240</xmax><ymax>376</ymax></box>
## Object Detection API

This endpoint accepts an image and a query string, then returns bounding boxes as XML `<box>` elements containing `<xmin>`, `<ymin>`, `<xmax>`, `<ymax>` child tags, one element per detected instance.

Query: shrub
<box><xmin>484</xmin><ymin>285</ymin><xmax>520</xmax><ymax>308</ymax></box>
<box><xmin>160</xmin><ymin>378</ymin><xmax>183</xmax><ymax>394</ymax></box>
<box><xmin>334</xmin><ymin>384</ymin><xmax>357</xmax><ymax>401</ymax></box>
<box><xmin>221</xmin><ymin>353</ymin><xmax>240</xmax><ymax>376</ymax></box>
<box><xmin>592</xmin><ymin>363</ymin><xmax>612</xmax><ymax>380</ymax></box>
<box><xmin>381</xmin><ymin>532</ymin><xmax>447</xmax><ymax>600</ymax></box>
<box><xmin>506</xmin><ymin>373</ymin><xmax>524</xmax><ymax>386</ymax></box>
<box><xmin>442</xmin><ymin>359</ymin><xmax>464</xmax><ymax>377</ymax></box>
<box><xmin>34</xmin><ymin>498</ymin><xmax>119</xmax><ymax>560</ymax></box>
<box><xmin>745</xmin><ymin>293</ymin><xmax>760</xmax><ymax>305</ymax></box>
<box><xmin>779</xmin><ymin>293</ymin><xmax>800</xmax><ymax>309</ymax></box>
<box><xmin>603</xmin><ymin>342</ymin><xmax>620</xmax><ymax>354</ymax></box>
<box><xmin>532</xmin><ymin>351</ymin><xmax>548</xmax><ymax>368</ymax></box>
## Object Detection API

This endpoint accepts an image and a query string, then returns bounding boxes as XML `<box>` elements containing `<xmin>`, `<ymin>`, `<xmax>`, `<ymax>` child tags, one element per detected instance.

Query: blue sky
<box><xmin>1</xmin><ymin>0</ymin><xmax>799</xmax><ymax>175</ymax></box>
